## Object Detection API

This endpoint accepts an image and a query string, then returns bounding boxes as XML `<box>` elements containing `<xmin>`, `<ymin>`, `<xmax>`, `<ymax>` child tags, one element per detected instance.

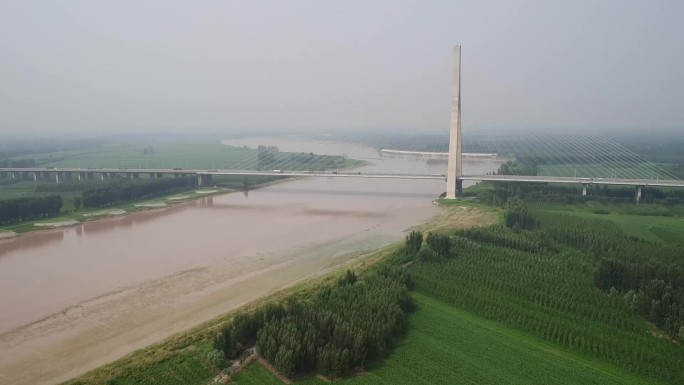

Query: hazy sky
<box><xmin>1</xmin><ymin>0</ymin><xmax>682</xmax><ymax>134</ymax></box>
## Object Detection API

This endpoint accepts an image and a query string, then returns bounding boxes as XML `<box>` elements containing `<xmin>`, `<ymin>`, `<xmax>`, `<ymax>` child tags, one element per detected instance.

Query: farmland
<box><xmin>63</xmin><ymin>198</ymin><xmax>684</xmax><ymax>385</ymax></box>
<box><xmin>5</xmin><ymin>136</ymin><xmax>362</xmax><ymax>171</ymax></box>
<box><xmin>225</xmin><ymin>203</ymin><xmax>683</xmax><ymax>385</ymax></box>
<box><xmin>232</xmin><ymin>293</ymin><xmax>659</xmax><ymax>385</ymax></box>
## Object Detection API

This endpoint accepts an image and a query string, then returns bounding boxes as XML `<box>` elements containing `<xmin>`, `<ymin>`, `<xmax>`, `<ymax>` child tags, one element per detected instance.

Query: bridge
<box><xmin>1</xmin><ymin>45</ymin><xmax>681</xmax><ymax>203</ymax></box>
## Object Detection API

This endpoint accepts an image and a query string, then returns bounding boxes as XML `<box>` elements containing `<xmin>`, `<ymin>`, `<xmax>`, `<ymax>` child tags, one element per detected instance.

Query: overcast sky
<box><xmin>1</xmin><ymin>0</ymin><xmax>682</xmax><ymax>135</ymax></box>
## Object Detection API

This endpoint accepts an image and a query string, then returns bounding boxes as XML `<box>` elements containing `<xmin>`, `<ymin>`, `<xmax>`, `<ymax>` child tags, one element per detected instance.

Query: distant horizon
<box><xmin>2</xmin><ymin>1</ymin><xmax>683</xmax><ymax>135</ymax></box>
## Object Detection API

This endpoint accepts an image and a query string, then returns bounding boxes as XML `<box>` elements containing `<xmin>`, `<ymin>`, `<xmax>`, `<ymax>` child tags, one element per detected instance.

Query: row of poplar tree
<box><xmin>0</xmin><ymin>195</ymin><xmax>62</xmax><ymax>225</ymax></box>
<box><xmin>214</xmin><ymin>266</ymin><xmax>413</xmax><ymax>379</ymax></box>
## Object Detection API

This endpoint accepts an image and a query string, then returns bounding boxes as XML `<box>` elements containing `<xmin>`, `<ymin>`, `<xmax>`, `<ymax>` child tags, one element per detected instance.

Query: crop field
<box><xmin>541</xmin><ymin>208</ymin><xmax>684</xmax><ymax>244</ymax></box>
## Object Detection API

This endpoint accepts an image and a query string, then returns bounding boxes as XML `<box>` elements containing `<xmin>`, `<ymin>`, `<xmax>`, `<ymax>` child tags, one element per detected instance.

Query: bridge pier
<box><xmin>635</xmin><ymin>185</ymin><xmax>643</xmax><ymax>204</ymax></box>
<box><xmin>582</xmin><ymin>184</ymin><xmax>588</xmax><ymax>197</ymax></box>
<box><xmin>197</xmin><ymin>174</ymin><xmax>213</xmax><ymax>187</ymax></box>
<box><xmin>55</xmin><ymin>173</ymin><xmax>62</xmax><ymax>183</ymax></box>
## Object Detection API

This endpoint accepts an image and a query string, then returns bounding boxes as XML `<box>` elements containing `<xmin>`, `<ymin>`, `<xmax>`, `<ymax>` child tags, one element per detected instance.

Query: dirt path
<box><xmin>257</xmin><ymin>355</ymin><xmax>293</xmax><ymax>384</ymax></box>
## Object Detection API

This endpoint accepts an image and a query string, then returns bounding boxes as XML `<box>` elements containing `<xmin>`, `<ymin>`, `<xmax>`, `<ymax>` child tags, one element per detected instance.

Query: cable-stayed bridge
<box><xmin>1</xmin><ymin>46</ymin><xmax>682</xmax><ymax>202</ymax></box>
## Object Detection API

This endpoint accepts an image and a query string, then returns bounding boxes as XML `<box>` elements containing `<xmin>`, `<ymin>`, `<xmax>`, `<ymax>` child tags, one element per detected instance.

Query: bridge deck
<box><xmin>1</xmin><ymin>168</ymin><xmax>683</xmax><ymax>187</ymax></box>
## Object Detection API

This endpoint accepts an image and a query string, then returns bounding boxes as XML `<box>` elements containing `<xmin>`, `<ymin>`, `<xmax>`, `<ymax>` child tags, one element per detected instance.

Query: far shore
<box><xmin>0</xmin><ymin>176</ymin><xmax>295</xmax><ymax>237</ymax></box>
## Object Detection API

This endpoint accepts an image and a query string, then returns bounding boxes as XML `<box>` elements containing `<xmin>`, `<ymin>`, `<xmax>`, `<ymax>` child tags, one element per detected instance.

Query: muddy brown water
<box><xmin>0</xmin><ymin>138</ymin><xmax>503</xmax><ymax>385</ymax></box>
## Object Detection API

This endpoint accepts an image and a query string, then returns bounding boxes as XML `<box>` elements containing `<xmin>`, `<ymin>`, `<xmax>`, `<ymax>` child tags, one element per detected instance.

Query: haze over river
<box><xmin>0</xmin><ymin>137</ymin><xmax>503</xmax><ymax>385</ymax></box>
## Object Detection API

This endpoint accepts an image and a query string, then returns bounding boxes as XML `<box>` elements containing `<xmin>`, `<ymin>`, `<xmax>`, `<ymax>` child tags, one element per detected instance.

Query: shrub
<box><xmin>426</xmin><ymin>233</ymin><xmax>451</xmax><ymax>258</ymax></box>
<box><xmin>405</xmin><ymin>230</ymin><xmax>423</xmax><ymax>254</ymax></box>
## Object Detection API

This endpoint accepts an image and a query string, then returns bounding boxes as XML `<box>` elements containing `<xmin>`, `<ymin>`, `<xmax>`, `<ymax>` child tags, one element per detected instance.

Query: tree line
<box><xmin>477</xmin><ymin>180</ymin><xmax>684</xmax><ymax>206</ymax></box>
<box><xmin>596</xmin><ymin>259</ymin><xmax>684</xmax><ymax>341</ymax></box>
<box><xmin>0</xmin><ymin>195</ymin><xmax>62</xmax><ymax>225</ymax></box>
<box><xmin>213</xmin><ymin>265</ymin><xmax>413</xmax><ymax>379</ymax></box>
<box><xmin>81</xmin><ymin>177</ymin><xmax>196</xmax><ymax>208</ymax></box>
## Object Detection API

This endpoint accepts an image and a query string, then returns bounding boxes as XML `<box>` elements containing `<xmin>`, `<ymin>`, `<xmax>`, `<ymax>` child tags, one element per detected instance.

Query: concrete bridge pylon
<box><xmin>446</xmin><ymin>45</ymin><xmax>463</xmax><ymax>199</ymax></box>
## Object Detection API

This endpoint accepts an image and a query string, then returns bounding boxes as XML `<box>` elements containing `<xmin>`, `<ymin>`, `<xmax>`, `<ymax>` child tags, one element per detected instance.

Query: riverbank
<box><xmin>0</xmin><ymin>187</ymin><xmax>228</xmax><ymax>235</ymax></box>
<box><xmin>49</xmin><ymin>201</ymin><xmax>496</xmax><ymax>385</ymax></box>
<box><xmin>0</xmin><ymin>175</ymin><xmax>299</xmax><ymax>236</ymax></box>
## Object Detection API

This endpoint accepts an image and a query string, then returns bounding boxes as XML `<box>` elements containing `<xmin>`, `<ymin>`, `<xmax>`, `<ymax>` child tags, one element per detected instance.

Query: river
<box><xmin>0</xmin><ymin>137</ymin><xmax>503</xmax><ymax>385</ymax></box>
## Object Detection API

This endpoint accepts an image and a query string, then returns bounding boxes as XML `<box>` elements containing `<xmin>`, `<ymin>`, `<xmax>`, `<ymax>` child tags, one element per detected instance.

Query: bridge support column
<box><xmin>582</xmin><ymin>184</ymin><xmax>587</xmax><ymax>197</ymax></box>
<box><xmin>78</xmin><ymin>172</ymin><xmax>85</xmax><ymax>181</ymax></box>
<box><xmin>12</xmin><ymin>172</ymin><xmax>18</xmax><ymax>179</ymax></box>
<box><xmin>197</xmin><ymin>174</ymin><xmax>213</xmax><ymax>187</ymax></box>
<box><xmin>55</xmin><ymin>173</ymin><xmax>61</xmax><ymax>183</ymax></box>
<box><xmin>446</xmin><ymin>45</ymin><xmax>463</xmax><ymax>199</ymax></box>
<box><xmin>34</xmin><ymin>172</ymin><xmax>39</xmax><ymax>182</ymax></box>
<box><xmin>635</xmin><ymin>185</ymin><xmax>643</xmax><ymax>204</ymax></box>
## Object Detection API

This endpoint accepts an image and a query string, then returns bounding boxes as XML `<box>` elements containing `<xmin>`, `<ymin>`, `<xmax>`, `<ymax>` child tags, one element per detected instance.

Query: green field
<box><xmin>541</xmin><ymin>208</ymin><xmax>684</xmax><ymax>244</ymax></box>
<box><xmin>232</xmin><ymin>293</ymin><xmax>658</xmax><ymax>385</ymax></box>
<box><xmin>227</xmin><ymin>208</ymin><xmax>679</xmax><ymax>385</ymax></box>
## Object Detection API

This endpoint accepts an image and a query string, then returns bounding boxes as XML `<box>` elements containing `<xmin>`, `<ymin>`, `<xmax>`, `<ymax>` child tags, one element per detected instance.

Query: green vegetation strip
<box><xmin>233</xmin><ymin>294</ymin><xmax>659</xmax><ymax>385</ymax></box>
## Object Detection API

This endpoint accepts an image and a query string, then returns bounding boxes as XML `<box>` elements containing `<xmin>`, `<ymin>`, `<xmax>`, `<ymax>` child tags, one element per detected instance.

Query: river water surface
<box><xmin>0</xmin><ymin>137</ymin><xmax>502</xmax><ymax>385</ymax></box>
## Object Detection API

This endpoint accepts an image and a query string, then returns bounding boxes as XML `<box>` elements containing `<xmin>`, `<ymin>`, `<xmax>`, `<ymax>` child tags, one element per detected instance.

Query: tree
<box><xmin>405</xmin><ymin>230</ymin><xmax>423</xmax><ymax>254</ymax></box>
<box><xmin>504</xmin><ymin>198</ymin><xmax>536</xmax><ymax>230</ymax></box>
<box><xmin>73</xmin><ymin>197</ymin><xmax>82</xmax><ymax>211</ymax></box>
<box><xmin>426</xmin><ymin>233</ymin><xmax>451</xmax><ymax>258</ymax></box>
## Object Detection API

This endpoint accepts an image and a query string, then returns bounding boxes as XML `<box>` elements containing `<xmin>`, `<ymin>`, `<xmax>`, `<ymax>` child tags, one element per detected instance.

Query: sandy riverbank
<box><xmin>0</xmin><ymin>204</ymin><xmax>494</xmax><ymax>385</ymax></box>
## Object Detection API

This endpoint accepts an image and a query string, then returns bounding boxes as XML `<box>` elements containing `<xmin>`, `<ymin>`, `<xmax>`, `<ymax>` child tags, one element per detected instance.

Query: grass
<box><xmin>99</xmin><ymin>349</ymin><xmax>214</xmax><ymax>385</ymax></box>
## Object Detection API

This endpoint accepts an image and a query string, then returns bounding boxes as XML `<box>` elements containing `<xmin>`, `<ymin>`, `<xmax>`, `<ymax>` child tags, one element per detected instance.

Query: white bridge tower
<box><xmin>446</xmin><ymin>45</ymin><xmax>463</xmax><ymax>199</ymax></box>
